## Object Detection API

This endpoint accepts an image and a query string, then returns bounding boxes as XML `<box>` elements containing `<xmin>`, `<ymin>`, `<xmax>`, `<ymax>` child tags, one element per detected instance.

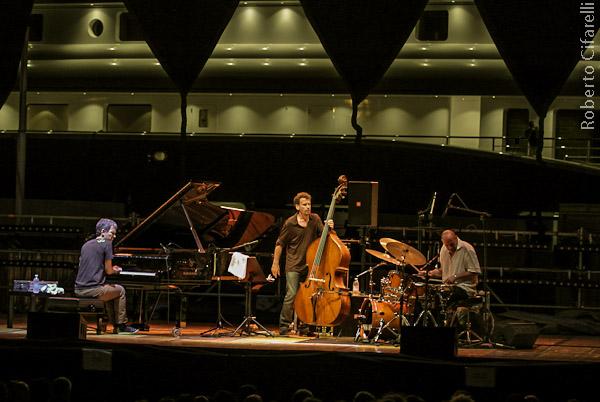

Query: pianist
<box><xmin>74</xmin><ymin>218</ymin><xmax>138</xmax><ymax>334</ymax></box>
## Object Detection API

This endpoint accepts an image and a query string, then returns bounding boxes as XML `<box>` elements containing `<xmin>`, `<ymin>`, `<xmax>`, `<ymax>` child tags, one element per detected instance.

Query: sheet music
<box><xmin>227</xmin><ymin>252</ymin><xmax>249</xmax><ymax>279</ymax></box>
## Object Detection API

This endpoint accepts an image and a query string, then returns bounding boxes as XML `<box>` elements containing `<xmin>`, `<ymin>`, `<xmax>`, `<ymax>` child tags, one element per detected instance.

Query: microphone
<box><xmin>441</xmin><ymin>193</ymin><xmax>455</xmax><ymax>218</ymax></box>
<box><xmin>429</xmin><ymin>192</ymin><xmax>437</xmax><ymax>216</ymax></box>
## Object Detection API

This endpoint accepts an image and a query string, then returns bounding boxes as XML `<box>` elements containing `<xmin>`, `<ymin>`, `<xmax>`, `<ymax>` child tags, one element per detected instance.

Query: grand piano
<box><xmin>111</xmin><ymin>181</ymin><xmax>276</xmax><ymax>328</ymax></box>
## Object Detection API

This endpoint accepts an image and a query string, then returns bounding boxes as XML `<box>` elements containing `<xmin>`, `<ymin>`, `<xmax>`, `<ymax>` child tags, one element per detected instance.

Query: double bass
<box><xmin>294</xmin><ymin>175</ymin><xmax>351</xmax><ymax>327</ymax></box>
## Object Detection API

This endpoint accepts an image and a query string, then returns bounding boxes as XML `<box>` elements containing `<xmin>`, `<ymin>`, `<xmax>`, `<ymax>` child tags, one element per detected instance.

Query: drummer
<box><xmin>418</xmin><ymin>229</ymin><xmax>481</xmax><ymax>307</ymax></box>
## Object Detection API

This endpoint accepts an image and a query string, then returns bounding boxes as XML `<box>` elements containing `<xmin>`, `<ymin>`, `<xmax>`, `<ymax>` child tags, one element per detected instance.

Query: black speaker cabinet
<box><xmin>400</xmin><ymin>326</ymin><xmax>457</xmax><ymax>359</ymax></box>
<box><xmin>496</xmin><ymin>321</ymin><xmax>539</xmax><ymax>349</ymax></box>
<box><xmin>27</xmin><ymin>311</ymin><xmax>87</xmax><ymax>340</ymax></box>
<box><xmin>348</xmin><ymin>181</ymin><xmax>379</xmax><ymax>227</ymax></box>
<box><xmin>336</xmin><ymin>295</ymin><xmax>368</xmax><ymax>337</ymax></box>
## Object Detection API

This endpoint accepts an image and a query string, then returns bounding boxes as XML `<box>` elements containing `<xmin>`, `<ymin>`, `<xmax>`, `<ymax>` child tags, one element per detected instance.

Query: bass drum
<box><xmin>357</xmin><ymin>298</ymin><xmax>413</xmax><ymax>340</ymax></box>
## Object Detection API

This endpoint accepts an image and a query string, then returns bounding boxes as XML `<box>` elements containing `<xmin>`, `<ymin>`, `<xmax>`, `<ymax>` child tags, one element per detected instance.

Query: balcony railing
<box><xmin>2</xmin><ymin>130</ymin><xmax>599</xmax><ymax>166</ymax></box>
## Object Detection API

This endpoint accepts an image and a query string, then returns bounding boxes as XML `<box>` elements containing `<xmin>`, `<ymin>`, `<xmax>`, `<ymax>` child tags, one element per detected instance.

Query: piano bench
<box><xmin>44</xmin><ymin>297</ymin><xmax>107</xmax><ymax>335</ymax></box>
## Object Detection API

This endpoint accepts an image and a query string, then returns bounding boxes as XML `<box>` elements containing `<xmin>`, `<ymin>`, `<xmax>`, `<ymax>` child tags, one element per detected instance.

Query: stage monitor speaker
<box><xmin>348</xmin><ymin>181</ymin><xmax>378</xmax><ymax>227</ymax></box>
<box><xmin>400</xmin><ymin>326</ymin><xmax>456</xmax><ymax>359</ymax></box>
<box><xmin>27</xmin><ymin>311</ymin><xmax>87</xmax><ymax>340</ymax></box>
<box><xmin>496</xmin><ymin>321</ymin><xmax>539</xmax><ymax>349</ymax></box>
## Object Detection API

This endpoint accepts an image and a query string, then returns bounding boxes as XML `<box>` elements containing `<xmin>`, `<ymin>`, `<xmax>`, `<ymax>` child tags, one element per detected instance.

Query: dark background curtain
<box><xmin>475</xmin><ymin>0</ymin><xmax>600</xmax><ymax>159</ymax></box>
<box><xmin>300</xmin><ymin>0</ymin><xmax>429</xmax><ymax>141</ymax></box>
<box><xmin>0</xmin><ymin>0</ymin><xmax>34</xmax><ymax>109</ymax></box>
<box><xmin>123</xmin><ymin>0</ymin><xmax>238</xmax><ymax>182</ymax></box>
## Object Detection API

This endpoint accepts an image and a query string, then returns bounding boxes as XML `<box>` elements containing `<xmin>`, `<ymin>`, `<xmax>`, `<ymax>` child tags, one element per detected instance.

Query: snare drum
<box><xmin>406</xmin><ymin>281</ymin><xmax>426</xmax><ymax>299</ymax></box>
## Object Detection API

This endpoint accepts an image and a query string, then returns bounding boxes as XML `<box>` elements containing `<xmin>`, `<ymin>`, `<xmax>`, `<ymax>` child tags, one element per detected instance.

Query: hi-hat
<box><xmin>384</xmin><ymin>241</ymin><xmax>426</xmax><ymax>266</ymax></box>
<box><xmin>365</xmin><ymin>249</ymin><xmax>400</xmax><ymax>266</ymax></box>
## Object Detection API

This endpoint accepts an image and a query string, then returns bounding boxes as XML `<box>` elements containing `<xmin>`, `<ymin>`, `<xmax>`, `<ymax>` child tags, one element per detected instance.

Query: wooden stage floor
<box><xmin>3</xmin><ymin>315</ymin><xmax>600</xmax><ymax>363</ymax></box>
<box><xmin>3</xmin><ymin>314</ymin><xmax>600</xmax><ymax>402</ymax></box>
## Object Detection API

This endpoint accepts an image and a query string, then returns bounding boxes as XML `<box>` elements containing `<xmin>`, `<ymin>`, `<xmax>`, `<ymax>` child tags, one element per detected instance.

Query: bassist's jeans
<box><xmin>280</xmin><ymin>271</ymin><xmax>306</xmax><ymax>330</ymax></box>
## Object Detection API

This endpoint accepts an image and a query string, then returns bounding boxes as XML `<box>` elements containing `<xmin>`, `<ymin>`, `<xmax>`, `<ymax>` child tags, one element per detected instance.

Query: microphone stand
<box><xmin>417</xmin><ymin>192</ymin><xmax>437</xmax><ymax>256</ymax></box>
<box><xmin>444</xmin><ymin>198</ymin><xmax>510</xmax><ymax>349</ymax></box>
<box><xmin>200</xmin><ymin>244</ymin><xmax>234</xmax><ymax>337</ymax></box>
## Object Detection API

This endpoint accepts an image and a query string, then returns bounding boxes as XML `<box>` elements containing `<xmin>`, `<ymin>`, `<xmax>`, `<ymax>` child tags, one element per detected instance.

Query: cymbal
<box><xmin>365</xmin><ymin>249</ymin><xmax>400</xmax><ymax>266</ymax></box>
<box><xmin>384</xmin><ymin>241</ymin><xmax>426</xmax><ymax>266</ymax></box>
<box><xmin>379</xmin><ymin>237</ymin><xmax>399</xmax><ymax>251</ymax></box>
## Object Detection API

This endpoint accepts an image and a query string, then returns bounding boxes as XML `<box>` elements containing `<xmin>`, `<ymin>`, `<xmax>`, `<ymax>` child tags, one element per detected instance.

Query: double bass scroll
<box><xmin>293</xmin><ymin>175</ymin><xmax>351</xmax><ymax>327</ymax></box>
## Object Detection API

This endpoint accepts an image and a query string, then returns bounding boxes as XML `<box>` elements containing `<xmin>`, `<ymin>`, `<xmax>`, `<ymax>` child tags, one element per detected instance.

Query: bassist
<box><xmin>271</xmin><ymin>192</ymin><xmax>333</xmax><ymax>336</ymax></box>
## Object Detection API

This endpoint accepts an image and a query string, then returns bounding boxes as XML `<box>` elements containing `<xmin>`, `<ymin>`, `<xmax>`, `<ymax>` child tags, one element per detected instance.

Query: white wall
<box><xmin>1</xmin><ymin>91</ymin><xmax>597</xmax><ymax>159</ymax></box>
<box><xmin>0</xmin><ymin>93</ymin><xmax>19</xmax><ymax>130</ymax></box>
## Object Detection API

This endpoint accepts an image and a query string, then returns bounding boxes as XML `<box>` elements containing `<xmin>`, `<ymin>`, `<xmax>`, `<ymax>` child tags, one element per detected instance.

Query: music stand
<box><xmin>200</xmin><ymin>276</ymin><xmax>236</xmax><ymax>337</ymax></box>
<box><xmin>232</xmin><ymin>257</ymin><xmax>273</xmax><ymax>337</ymax></box>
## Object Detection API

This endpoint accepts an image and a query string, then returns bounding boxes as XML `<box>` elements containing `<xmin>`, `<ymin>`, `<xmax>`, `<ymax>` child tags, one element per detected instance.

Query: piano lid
<box><xmin>115</xmin><ymin>181</ymin><xmax>276</xmax><ymax>251</ymax></box>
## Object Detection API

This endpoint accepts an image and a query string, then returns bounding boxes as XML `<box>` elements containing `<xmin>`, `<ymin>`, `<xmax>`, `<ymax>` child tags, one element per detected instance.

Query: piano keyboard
<box><xmin>119</xmin><ymin>271</ymin><xmax>158</xmax><ymax>278</ymax></box>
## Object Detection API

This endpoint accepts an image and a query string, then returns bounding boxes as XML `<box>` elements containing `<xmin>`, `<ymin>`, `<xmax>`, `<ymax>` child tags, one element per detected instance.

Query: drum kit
<box><xmin>354</xmin><ymin>238</ymin><xmax>454</xmax><ymax>343</ymax></box>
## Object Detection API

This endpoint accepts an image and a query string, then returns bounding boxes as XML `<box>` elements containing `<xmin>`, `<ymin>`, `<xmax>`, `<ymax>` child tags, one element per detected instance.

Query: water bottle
<box><xmin>352</xmin><ymin>277</ymin><xmax>360</xmax><ymax>295</ymax></box>
<box><xmin>32</xmin><ymin>274</ymin><xmax>41</xmax><ymax>294</ymax></box>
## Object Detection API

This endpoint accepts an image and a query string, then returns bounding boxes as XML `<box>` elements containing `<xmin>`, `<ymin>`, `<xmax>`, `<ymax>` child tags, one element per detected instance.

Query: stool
<box><xmin>448</xmin><ymin>296</ymin><xmax>483</xmax><ymax>346</ymax></box>
<box><xmin>44</xmin><ymin>297</ymin><xmax>106</xmax><ymax>335</ymax></box>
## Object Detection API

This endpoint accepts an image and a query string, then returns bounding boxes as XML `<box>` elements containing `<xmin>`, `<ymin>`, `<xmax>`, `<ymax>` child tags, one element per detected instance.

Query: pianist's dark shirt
<box><xmin>276</xmin><ymin>213</ymin><xmax>323</xmax><ymax>274</ymax></box>
<box><xmin>75</xmin><ymin>238</ymin><xmax>112</xmax><ymax>288</ymax></box>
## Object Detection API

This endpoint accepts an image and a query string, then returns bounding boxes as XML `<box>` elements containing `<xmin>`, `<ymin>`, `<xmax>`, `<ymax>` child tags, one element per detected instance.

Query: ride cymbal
<box><xmin>384</xmin><ymin>241</ymin><xmax>426</xmax><ymax>266</ymax></box>
<box><xmin>379</xmin><ymin>237</ymin><xmax>400</xmax><ymax>251</ymax></box>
